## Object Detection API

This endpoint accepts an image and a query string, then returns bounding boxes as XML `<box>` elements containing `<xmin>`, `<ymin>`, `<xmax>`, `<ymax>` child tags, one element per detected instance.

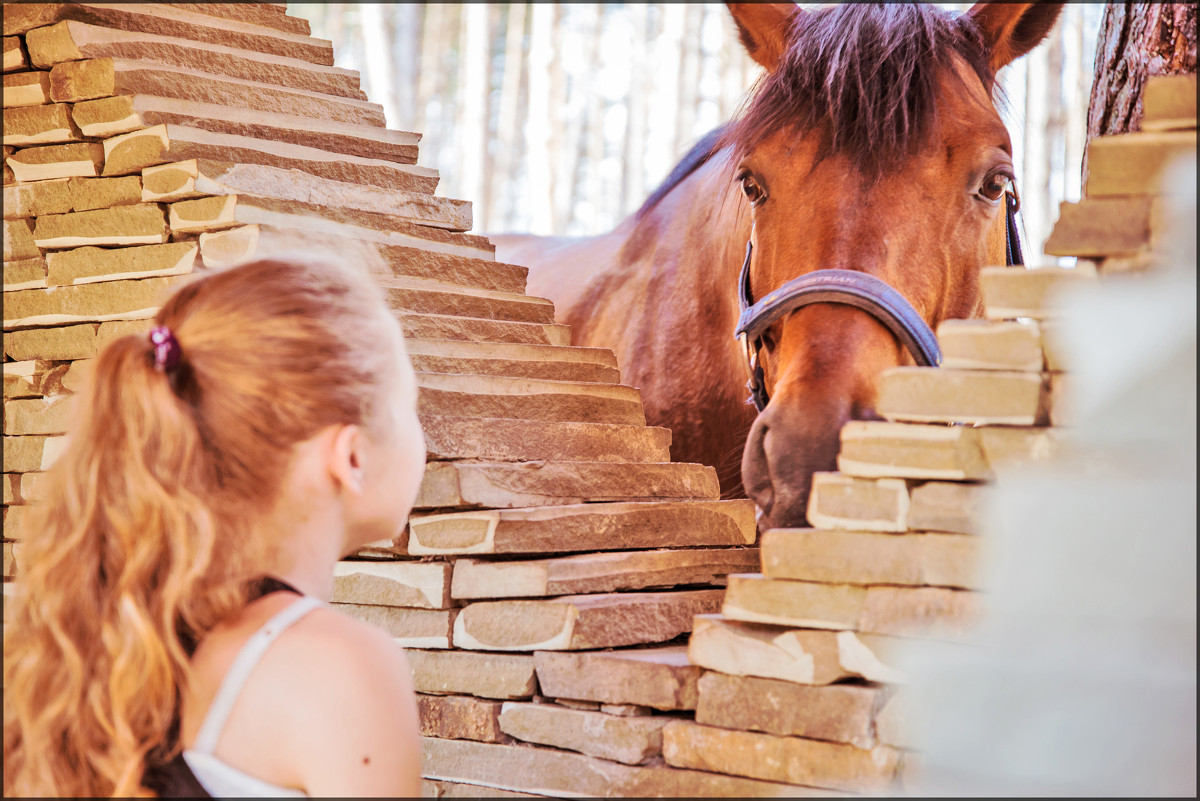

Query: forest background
<box><xmin>287</xmin><ymin>3</ymin><xmax>1106</xmax><ymax>266</ymax></box>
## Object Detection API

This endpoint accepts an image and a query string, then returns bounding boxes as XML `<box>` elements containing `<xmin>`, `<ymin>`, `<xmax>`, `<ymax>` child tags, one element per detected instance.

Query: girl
<box><xmin>4</xmin><ymin>255</ymin><xmax>426</xmax><ymax>797</ymax></box>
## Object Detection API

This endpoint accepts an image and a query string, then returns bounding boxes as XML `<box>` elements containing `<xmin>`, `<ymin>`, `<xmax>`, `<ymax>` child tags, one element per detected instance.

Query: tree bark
<box><xmin>490</xmin><ymin>2</ymin><xmax>528</xmax><ymax>231</ymax></box>
<box><xmin>1084</xmin><ymin>2</ymin><xmax>1197</xmax><ymax>180</ymax></box>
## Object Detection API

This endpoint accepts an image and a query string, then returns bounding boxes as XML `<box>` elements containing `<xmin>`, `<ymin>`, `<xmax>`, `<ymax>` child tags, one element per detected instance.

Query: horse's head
<box><xmin>729</xmin><ymin>1</ymin><xmax>1063</xmax><ymax>529</ymax></box>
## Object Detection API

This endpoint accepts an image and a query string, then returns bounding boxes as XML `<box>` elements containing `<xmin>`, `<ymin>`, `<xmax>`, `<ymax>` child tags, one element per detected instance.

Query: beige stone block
<box><xmin>687</xmin><ymin>613</ymin><xmax>905</xmax><ymax>686</ymax></box>
<box><xmin>6</xmin><ymin>141</ymin><xmax>104</xmax><ymax>181</ymax></box>
<box><xmin>4</xmin><ymin>394</ymin><xmax>75</xmax><ymax>435</ymax></box>
<box><xmin>1142</xmin><ymin>74</ymin><xmax>1197</xmax><ymax>130</ymax></box>
<box><xmin>696</xmin><ymin>671</ymin><xmax>893</xmax><ymax>749</ymax></box>
<box><xmin>1049</xmin><ymin>372</ymin><xmax>1073</xmax><ymax>427</ymax></box>
<box><xmin>416</xmin><ymin>371</ymin><xmax>642</xmax><ymax>426</ymax></box>
<box><xmin>406</xmin><ymin>500</ymin><xmax>754</xmax><ymax>556</ymax></box>
<box><xmin>101</xmin><ymin>124</ymin><xmax>170</xmax><ymax>176</ymax></box>
<box><xmin>877</xmin><ymin>366</ymin><xmax>1050</xmax><ymax>426</ymax></box>
<box><xmin>859</xmin><ymin>585</ymin><xmax>979</xmax><ymax>639</ymax></box>
<box><xmin>498</xmin><ymin>702</ymin><xmax>667</xmax><ymax>765</ymax></box>
<box><xmin>69</xmin><ymin>95</ymin><xmax>142</xmax><ymax>137</ymax></box>
<box><xmin>197</xmin><ymin>223</ymin><xmax>257</xmax><ymax>268</ymax></box>
<box><xmin>45</xmin><ymin>242</ymin><xmax>196</xmax><ymax>286</ymax></box>
<box><xmin>168</xmin><ymin>194</ymin><xmax>237</xmax><ymax>233</ymax></box>
<box><xmin>981</xmin><ymin>265</ymin><xmax>1097</xmax><ymax>321</ymax></box>
<box><xmin>4</xmin><ymin>219</ymin><xmax>39</xmax><ymax>261</ymax></box>
<box><xmin>31</xmin><ymin>203</ymin><xmax>168</xmax><ymax>250</ymax></box>
<box><xmin>375</xmin><ymin>243</ymin><xmax>524</xmax><ymax>294</ymax></box>
<box><xmin>873</xmin><ymin>690</ymin><xmax>917</xmax><ymax>748</ymax></box>
<box><xmin>48</xmin><ymin>57</ymin><xmax>115</xmax><ymax>102</ymax></box>
<box><xmin>722</xmin><ymin>574</ymin><xmax>865</xmax><ymax>630</ymax></box>
<box><xmin>3</xmin><ymin>434</ymin><xmax>63</xmax><ymax>472</ymax></box>
<box><xmin>405</xmin><ymin>340</ymin><xmax>619</xmax><ymax>385</ymax></box>
<box><xmin>422</xmin><ymin>779</ymin><xmax>541</xmax><ymax>799</ymax></box>
<box><xmin>1085</xmin><ymin>131</ymin><xmax>1197</xmax><ymax>197</ymax></box>
<box><xmin>420</xmin><ymin>736</ymin><xmax>828</xmax><ymax>797</ymax></box>
<box><xmin>907</xmin><ymin>481</ymin><xmax>984</xmax><ymax>534</ymax></box>
<box><xmin>20</xmin><ymin>20</ymin><xmax>83</xmax><ymax>64</ymax></box>
<box><xmin>114</xmin><ymin>3</ymin><xmax>312</xmax><ymax>37</ymax></box>
<box><xmin>421</xmin><ymin>416</ymin><xmax>672</xmax><ymax>464</ymax></box>
<box><xmin>406</xmin><ymin>649</ymin><xmax>537</xmax><ymax>700</ymax></box>
<box><xmin>141</xmin><ymin>159</ymin><xmax>205</xmax><ymax>202</ymax></box>
<box><xmin>3</xmin><ymin>472</ymin><xmax>46</xmax><ymax>506</ymax></box>
<box><xmin>332</xmin><ymin>560</ymin><xmax>451</xmax><ymax>609</ymax></box>
<box><xmin>387</xmin><ymin>285</ymin><xmax>555</xmax><ymax>327</ymax></box>
<box><xmin>3</xmin><ymin>256</ymin><xmax>47</xmax><ymax>290</ymax></box>
<box><xmin>978</xmin><ymin>426</ymin><xmax>1065</xmax><ymax>470</ymax></box>
<box><xmin>4</xmin><ymin>179</ymin><xmax>70</xmax><ymax>219</ymax></box>
<box><xmin>1045</xmin><ymin>196</ymin><xmax>1164</xmax><ymax>257</ymax></box>
<box><xmin>3</xmin><ymin>319</ymin><xmax>146</xmax><ymax>361</ymax></box>
<box><xmin>400</xmin><ymin>313</ymin><xmax>570</xmax><ymax>347</ymax></box>
<box><xmin>837</xmin><ymin>421</ymin><xmax>991</xmax><ymax>481</ymax></box>
<box><xmin>3</xmin><ymin>360</ymin><xmax>40</xmax><ymax>397</ymax></box>
<box><xmin>3</xmin><ymin>36</ymin><xmax>27</xmax><ymax>73</ymax></box>
<box><xmin>418</xmin><ymin>694</ymin><xmax>507</xmax><ymax>743</ymax></box>
<box><xmin>3</xmin><ymin>505</ymin><xmax>35</xmax><ymax>541</ymax></box>
<box><xmin>451</xmin><ymin>548</ymin><xmax>757</xmax><ymax>599</ymax></box>
<box><xmin>662</xmin><ymin>720</ymin><xmax>901</xmax><ymax>794</ymax></box>
<box><xmin>4</xmin><ymin>275</ymin><xmax>181</xmax><ymax>329</ymax></box>
<box><xmin>806</xmin><ymin>472</ymin><xmax>910</xmax><ymax>532</ymax></box>
<box><xmin>2</xmin><ymin>102</ymin><xmax>80</xmax><ymax>146</ymax></box>
<box><xmin>67</xmin><ymin>175</ymin><xmax>143</xmax><ymax>211</ymax></box>
<box><xmin>3</xmin><ymin>71</ymin><xmax>51</xmax><ymax>107</ymax></box>
<box><xmin>938</xmin><ymin>319</ymin><xmax>1045</xmax><ymax>371</ymax></box>
<box><xmin>1040</xmin><ymin>319</ymin><xmax>1068</xmax><ymax>372</ymax></box>
<box><xmin>332</xmin><ymin>602</ymin><xmax>455</xmax><ymax>649</ymax></box>
<box><xmin>452</xmin><ymin>589</ymin><xmax>723</xmax><ymax>651</ymax></box>
<box><xmin>761</xmin><ymin>528</ymin><xmax>980</xmax><ymax>589</ymax></box>
<box><xmin>533</xmin><ymin>646</ymin><xmax>700</xmax><ymax>711</ymax></box>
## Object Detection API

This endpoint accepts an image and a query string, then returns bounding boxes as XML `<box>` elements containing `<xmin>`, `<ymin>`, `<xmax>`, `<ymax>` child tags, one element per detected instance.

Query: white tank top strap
<box><xmin>191</xmin><ymin>595</ymin><xmax>324</xmax><ymax>755</ymax></box>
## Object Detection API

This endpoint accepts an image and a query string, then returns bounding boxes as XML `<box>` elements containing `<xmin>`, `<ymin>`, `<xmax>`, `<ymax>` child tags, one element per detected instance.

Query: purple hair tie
<box><xmin>149</xmin><ymin>325</ymin><xmax>182</xmax><ymax>372</ymax></box>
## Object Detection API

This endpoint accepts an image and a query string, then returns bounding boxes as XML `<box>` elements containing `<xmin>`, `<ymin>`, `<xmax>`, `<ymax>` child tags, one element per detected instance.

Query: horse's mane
<box><xmin>723</xmin><ymin>4</ymin><xmax>995</xmax><ymax>176</ymax></box>
<box><xmin>633</xmin><ymin>124</ymin><xmax>728</xmax><ymax>221</ymax></box>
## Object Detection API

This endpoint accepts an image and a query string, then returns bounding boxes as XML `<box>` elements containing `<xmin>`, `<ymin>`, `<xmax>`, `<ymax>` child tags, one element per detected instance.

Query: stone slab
<box><xmin>47</xmin><ymin>56</ymin><xmax>115</xmax><ymax>102</ymax></box>
<box><xmin>101</xmin><ymin>124</ymin><xmax>173</xmax><ymax>176</ymax></box>
<box><xmin>533</xmin><ymin>646</ymin><xmax>700</xmax><ymax>711</ymax></box>
<box><xmin>452</xmin><ymin>589</ymin><xmax>723</xmax><ymax>651</ymax></box>
<box><xmin>421</xmin><ymin>416</ymin><xmax>672</xmax><ymax>464</ymax></box>
<box><xmin>385</xmin><ymin>283</ymin><xmax>555</xmax><ymax>326</ymax></box>
<box><xmin>405</xmin><ymin>339</ymin><xmax>618</xmax><ymax>385</ymax></box>
<box><xmin>1044</xmin><ymin>196</ymin><xmax>1166</xmax><ymax>257</ymax></box>
<box><xmin>2</xmin><ymin>472</ymin><xmax>46</xmax><ymax>505</ymax></box>
<box><xmin>761</xmin><ymin>529</ymin><xmax>981</xmax><ymax>589</ymax></box>
<box><xmin>662</xmin><ymin>720</ymin><xmax>901</xmax><ymax>794</ymax></box>
<box><xmin>400</xmin><ymin>313</ymin><xmax>570</xmax><ymax>348</ymax></box>
<box><xmin>858</xmin><ymin>585</ymin><xmax>979</xmax><ymax>639</ymax></box>
<box><xmin>4</xmin><ymin>256</ymin><xmax>47</xmax><ymax>290</ymax></box>
<box><xmin>331</xmin><ymin>603</ymin><xmax>455</xmax><ymax>649</ymax></box>
<box><xmin>376</xmin><ymin>244</ymin><xmax>524</xmax><ymax>293</ymax></box>
<box><xmin>68</xmin><ymin>95</ymin><xmax>143</xmax><ymax>138</ymax></box>
<box><xmin>3</xmin><ymin>434</ymin><xmax>65</xmax><ymax>473</ymax></box>
<box><xmin>806</xmin><ymin>472</ymin><xmax>910</xmax><ymax>532</ymax></box>
<box><xmin>937</xmin><ymin>319</ymin><xmax>1045</xmax><ymax>372</ymax></box>
<box><xmin>45</xmin><ymin>242</ymin><xmax>196</xmax><ymax>286</ymax></box>
<box><xmin>906</xmin><ymin>481</ymin><xmax>985</xmax><ymax>534</ymax></box>
<box><xmin>2</xmin><ymin>102</ymin><xmax>80</xmax><ymax>146</ymax></box>
<box><xmin>1085</xmin><ymin>131</ymin><xmax>1197</xmax><ymax>197</ymax></box>
<box><xmin>498</xmin><ymin>702</ymin><xmax>667</xmax><ymax>765</ymax></box>
<box><xmin>6</xmin><ymin>142</ymin><xmax>104</xmax><ymax>181</ymax></box>
<box><xmin>450</xmin><ymin>548</ymin><xmax>759</xmax><ymax>599</ymax></box>
<box><xmin>332</xmin><ymin>560</ymin><xmax>452</xmax><ymax>609</ymax></box>
<box><xmin>31</xmin><ymin>203</ymin><xmax>168</xmax><ymax>250</ymax></box>
<box><xmin>420</xmin><ymin>736</ymin><xmax>830</xmax><ymax>797</ymax></box>
<box><xmin>406</xmin><ymin>500</ymin><xmax>755</xmax><ymax>556</ymax></box>
<box><xmin>4</xmin><ymin>394</ymin><xmax>76</xmax><ymax>435</ymax></box>
<box><xmin>4</xmin><ymin>219</ymin><xmax>39</xmax><ymax>261</ymax></box>
<box><xmin>417</xmin><ymin>378</ymin><xmax>642</xmax><ymax>425</ymax></box>
<box><xmin>877</xmin><ymin>366</ymin><xmax>1050</xmax><ymax>426</ymax></box>
<box><xmin>3</xmin><ymin>70</ymin><xmax>51</xmax><ymax>107</ymax></box>
<box><xmin>3</xmin><ymin>319</ymin><xmax>148</xmax><ymax>361</ymax></box>
<box><xmin>4</xmin><ymin>179</ymin><xmax>69</xmax><ymax>219</ymax></box>
<box><xmin>3</xmin><ymin>36</ymin><xmax>27</xmax><ymax>73</ymax></box>
<box><xmin>418</xmin><ymin>694</ymin><xmax>508</xmax><ymax>744</ymax></box>
<box><xmin>978</xmin><ymin>426</ymin><xmax>1065</xmax><ymax>470</ymax></box>
<box><xmin>406</xmin><ymin>649</ymin><xmax>537</xmax><ymax>700</ymax></box>
<box><xmin>422</xmin><ymin>779</ymin><xmax>542</xmax><ymax>799</ymax></box>
<box><xmin>696</xmin><ymin>671</ymin><xmax>893</xmax><ymax>749</ymax></box>
<box><xmin>980</xmin><ymin>265</ymin><xmax>1097</xmax><ymax>321</ymax></box>
<box><xmin>836</xmin><ymin>421</ymin><xmax>992</xmax><ymax>481</ymax></box>
<box><xmin>1142</xmin><ymin>74</ymin><xmax>1197</xmax><ymax>129</ymax></box>
<box><xmin>686</xmin><ymin>613</ymin><xmax>904</xmax><ymax>686</ymax></box>
<box><xmin>4</xmin><ymin>275</ymin><xmax>181</xmax><ymax>329</ymax></box>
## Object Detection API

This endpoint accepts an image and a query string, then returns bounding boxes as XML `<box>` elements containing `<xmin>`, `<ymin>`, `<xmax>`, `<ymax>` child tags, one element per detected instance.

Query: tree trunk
<box><xmin>526</xmin><ymin>2</ymin><xmax>555</xmax><ymax>234</ymax></box>
<box><xmin>360</xmin><ymin>4</ymin><xmax>397</xmax><ymax>126</ymax></box>
<box><xmin>457</xmin><ymin>3</ymin><xmax>491</xmax><ymax>227</ymax></box>
<box><xmin>490</xmin><ymin>2</ymin><xmax>528</xmax><ymax>231</ymax></box>
<box><xmin>1084</xmin><ymin>2</ymin><xmax>1197</xmax><ymax>180</ymax></box>
<box><xmin>390</xmin><ymin>4</ymin><xmax>420</xmax><ymax>132</ymax></box>
<box><xmin>621</xmin><ymin>3</ymin><xmax>650</xmax><ymax>215</ymax></box>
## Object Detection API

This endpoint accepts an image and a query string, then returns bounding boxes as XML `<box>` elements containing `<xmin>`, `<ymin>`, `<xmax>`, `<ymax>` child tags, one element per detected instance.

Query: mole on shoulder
<box><xmin>362</xmin><ymin>756</ymin><xmax>370</xmax><ymax>765</ymax></box>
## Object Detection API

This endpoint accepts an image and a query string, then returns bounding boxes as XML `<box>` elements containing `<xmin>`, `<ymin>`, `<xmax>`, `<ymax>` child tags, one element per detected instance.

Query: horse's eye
<box><xmin>739</xmin><ymin>172</ymin><xmax>767</xmax><ymax>206</ymax></box>
<box><xmin>978</xmin><ymin>171</ymin><xmax>1012</xmax><ymax>203</ymax></box>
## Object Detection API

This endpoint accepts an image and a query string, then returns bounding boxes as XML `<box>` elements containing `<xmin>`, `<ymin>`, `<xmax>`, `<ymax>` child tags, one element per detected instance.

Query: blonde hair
<box><xmin>3</xmin><ymin>255</ymin><xmax>405</xmax><ymax>797</ymax></box>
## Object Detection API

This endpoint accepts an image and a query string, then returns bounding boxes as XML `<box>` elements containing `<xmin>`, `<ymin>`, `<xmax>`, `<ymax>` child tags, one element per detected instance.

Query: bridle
<box><xmin>735</xmin><ymin>190</ymin><xmax>1023</xmax><ymax>411</ymax></box>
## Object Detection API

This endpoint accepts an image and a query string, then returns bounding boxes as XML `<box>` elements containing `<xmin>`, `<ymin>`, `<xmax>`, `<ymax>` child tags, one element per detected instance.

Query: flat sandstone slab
<box><xmin>406</xmin><ymin>649</ymin><xmax>537</xmax><ymax>700</ymax></box>
<box><xmin>4</xmin><ymin>275</ymin><xmax>182</xmax><ymax>329</ymax></box>
<box><xmin>533</xmin><ymin>646</ymin><xmax>700</xmax><ymax>711</ymax></box>
<box><xmin>43</xmin><ymin>242</ymin><xmax>197</xmax><ymax>286</ymax></box>
<box><xmin>6</xmin><ymin>141</ymin><xmax>104</xmax><ymax>181</ymax></box>
<box><xmin>980</xmin><ymin>265</ymin><xmax>1097</xmax><ymax>321</ymax></box>
<box><xmin>876</xmin><ymin>366</ymin><xmax>1050</xmax><ymax>426</ymax></box>
<box><xmin>331</xmin><ymin>603</ymin><xmax>454</xmax><ymax>649</ymax></box>
<box><xmin>4</xmin><ymin>395</ymin><xmax>77</xmax><ymax>435</ymax></box>
<box><xmin>498</xmin><ymin>702</ymin><xmax>668</xmax><ymax>765</ymax></box>
<box><xmin>32</xmin><ymin>203</ymin><xmax>168</xmax><ymax>249</ymax></box>
<box><xmin>1084</xmin><ymin>131</ymin><xmax>1197</xmax><ymax>197</ymax></box>
<box><xmin>3</xmin><ymin>319</ymin><xmax>149</xmax><ymax>362</ymax></box>
<box><xmin>837</xmin><ymin>421</ymin><xmax>991</xmax><ymax>481</ymax></box>
<box><xmin>332</xmin><ymin>560</ymin><xmax>451</xmax><ymax>609</ymax></box>
<box><xmin>418</xmin><ymin>694</ymin><xmax>507</xmax><ymax>744</ymax></box>
<box><xmin>452</xmin><ymin>589</ymin><xmax>724</xmax><ymax>650</ymax></box>
<box><xmin>806</xmin><ymin>472</ymin><xmax>910</xmax><ymax>532</ymax></box>
<box><xmin>1044</xmin><ymin>196</ymin><xmax>1167</xmax><ymax>257</ymax></box>
<box><xmin>906</xmin><ymin>481</ymin><xmax>985</xmax><ymax>534</ymax></box>
<box><xmin>421</xmin><ymin>416</ymin><xmax>671</xmax><ymax>464</ymax></box>
<box><xmin>937</xmin><ymin>319</ymin><xmax>1045</xmax><ymax>372</ymax></box>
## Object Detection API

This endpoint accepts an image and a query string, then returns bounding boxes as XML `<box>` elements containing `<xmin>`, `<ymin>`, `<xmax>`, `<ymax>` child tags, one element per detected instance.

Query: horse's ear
<box><xmin>967</xmin><ymin>2</ymin><xmax>1065</xmax><ymax>71</ymax></box>
<box><xmin>727</xmin><ymin>3</ymin><xmax>801</xmax><ymax>72</ymax></box>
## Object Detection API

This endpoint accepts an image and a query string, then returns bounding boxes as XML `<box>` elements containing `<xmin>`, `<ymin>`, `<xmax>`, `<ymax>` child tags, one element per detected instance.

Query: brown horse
<box><xmin>492</xmin><ymin>2</ymin><xmax>1063</xmax><ymax>529</ymax></box>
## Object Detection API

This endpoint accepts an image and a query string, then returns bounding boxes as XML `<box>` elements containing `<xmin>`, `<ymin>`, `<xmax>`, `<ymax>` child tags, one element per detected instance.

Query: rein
<box><xmin>735</xmin><ymin>190</ymin><xmax>1024</xmax><ymax>411</ymax></box>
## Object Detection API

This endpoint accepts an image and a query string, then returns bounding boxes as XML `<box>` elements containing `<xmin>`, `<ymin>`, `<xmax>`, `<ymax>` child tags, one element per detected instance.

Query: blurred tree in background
<box><xmin>289</xmin><ymin>3</ymin><xmax>1107</xmax><ymax>264</ymax></box>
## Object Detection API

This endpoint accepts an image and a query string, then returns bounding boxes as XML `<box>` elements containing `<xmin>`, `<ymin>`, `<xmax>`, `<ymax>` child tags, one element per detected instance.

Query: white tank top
<box><xmin>182</xmin><ymin>596</ymin><xmax>323</xmax><ymax>798</ymax></box>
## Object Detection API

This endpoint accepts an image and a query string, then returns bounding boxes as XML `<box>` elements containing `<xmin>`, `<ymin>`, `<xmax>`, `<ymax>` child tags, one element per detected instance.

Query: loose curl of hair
<box><xmin>3</xmin><ymin>254</ymin><xmax>404</xmax><ymax>797</ymax></box>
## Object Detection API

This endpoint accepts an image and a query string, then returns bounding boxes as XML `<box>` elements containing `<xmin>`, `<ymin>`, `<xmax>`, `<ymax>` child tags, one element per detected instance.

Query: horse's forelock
<box><xmin>723</xmin><ymin>4</ymin><xmax>995</xmax><ymax>176</ymax></box>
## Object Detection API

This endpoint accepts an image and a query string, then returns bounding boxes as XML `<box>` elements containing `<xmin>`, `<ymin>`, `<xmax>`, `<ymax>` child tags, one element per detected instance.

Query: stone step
<box><xmin>406</xmin><ymin>648</ymin><xmax>537</xmax><ymax>701</ymax></box>
<box><xmin>162</xmin><ymin>3</ymin><xmax>312</xmax><ymax>37</ymax></box>
<box><xmin>3</xmin><ymin>102</ymin><xmax>81</xmax><ymax>147</ymax></box>
<box><xmin>5</xmin><ymin>175</ymin><xmax>146</xmax><ymax>222</ymax></box>
<box><xmin>1044</xmin><ymin>196</ymin><xmax>1168</xmax><ymax>258</ymax></box>
<box><xmin>381</xmin><ymin>278</ymin><xmax>554</xmax><ymax>324</ymax></box>
<box><xmin>420</xmin><ymin>736</ymin><xmax>827</xmax><ymax>798</ymax></box>
<box><xmin>332</xmin><ymin>560</ymin><xmax>452</xmax><ymax>610</ymax></box>
<box><xmin>38</xmin><ymin>21</ymin><xmax>364</xmax><ymax>100</ymax></box>
<box><xmin>3</xmin><ymin>71</ymin><xmax>51</xmax><ymax>107</ymax></box>
<box><xmin>12</xmin><ymin>4</ymin><xmax>335</xmax><ymax>66</ymax></box>
<box><xmin>452</xmin><ymin>589</ymin><xmax>724</xmax><ymax>651</ymax></box>
<box><xmin>450</xmin><ymin>548</ymin><xmax>759</xmax><ymax>599</ymax></box>
<box><xmin>415</xmin><ymin>372</ymin><xmax>642</xmax><ymax>426</ymax></box>
<box><xmin>937</xmin><ymin>319</ymin><xmax>1045</xmax><ymax>372</ymax></box>
<box><xmin>3</xmin><ymin>318</ymin><xmax>147</xmax><ymax>361</ymax></box>
<box><xmin>4</xmin><ymin>274</ymin><xmax>183</xmax><ymax>329</ymax></box>
<box><xmin>532</xmin><ymin>646</ymin><xmax>700</xmax><ymax>711</ymax></box>
<box><xmin>4</xmin><ymin>36</ymin><xmax>29</xmax><ymax>73</ymax></box>
<box><xmin>807</xmin><ymin>472</ymin><xmax>911</xmax><ymax>532</ymax></box>
<box><xmin>73</xmin><ymin>94</ymin><xmax>418</xmax><ymax>164</ymax></box>
<box><xmin>686</xmin><ymin>613</ymin><xmax>903</xmax><ymax>686</ymax></box>
<box><xmin>6</xmin><ymin>141</ymin><xmax>105</xmax><ymax>181</ymax></box>
<box><xmin>405</xmin><ymin>340</ymin><xmax>619</xmax><ymax>385</ymax></box>
<box><xmin>332</xmin><ymin>602</ymin><xmax>455</xmax><ymax>649</ymax></box>
<box><xmin>421</xmin><ymin>416</ymin><xmax>672</xmax><ymax>464</ymax></box>
<box><xmin>876</xmin><ymin>366</ymin><xmax>1051</xmax><ymax>426</ymax></box>
<box><xmin>1085</xmin><ymin>130</ymin><xmax>1197</xmax><ymax>197</ymax></box>
<box><xmin>418</xmin><ymin>694</ymin><xmax>509</xmax><ymax>745</ymax></box>
<box><xmin>398</xmin><ymin>313</ymin><xmax>570</xmax><ymax>348</ymax></box>
<box><xmin>663</xmin><ymin>720</ymin><xmax>900</xmax><ymax>795</ymax></box>
<box><xmin>761</xmin><ymin>528</ymin><xmax>980</xmax><ymax>589</ymax></box>
<box><xmin>696</xmin><ymin>664</ymin><xmax>893</xmax><ymax>749</ymax></box>
<box><xmin>415</xmin><ymin>460</ymin><xmax>720</xmax><ymax>510</ymax></box>
<box><xmin>404</xmin><ymin>499</ymin><xmax>754</xmax><ymax>556</ymax></box>
<box><xmin>836</xmin><ymin>421</ymin><xmax>991</xmax><ymax>481</ymax></box>
<box><xmin>722</xmin><ymin>574</ymin><xmax>979</xmax><ymax>640</ymax></box>
<box><xmin>498</xmin><ymin>702</ymin><xmax>668</xmax><ymax>766</ymax></box>
<box><xmin>980</xmin><ymin>264</ymin><xmax>1096</xmax><ymax>321</ymax></box>
<box><xmin>101</xmin><ymin>124</ymin><xmax>436</xmax><ymax>194</ymax></box>
<box><xmin>1142</xmin><ymin>73</ymin><xmax>1197</xmax><ymax>131</ymax></box>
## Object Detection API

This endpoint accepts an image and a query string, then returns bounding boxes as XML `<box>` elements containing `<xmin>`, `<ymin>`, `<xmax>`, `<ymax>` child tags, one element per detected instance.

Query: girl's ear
<box><xmin>968</xmin><ymin>2</ymin><xmax>1065</xmax><ymax>72</ymax></box>
<box><xmin>327</xmin><ymin>423</ymin><xmax>365</xmax><ymax>497</ymax></box>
